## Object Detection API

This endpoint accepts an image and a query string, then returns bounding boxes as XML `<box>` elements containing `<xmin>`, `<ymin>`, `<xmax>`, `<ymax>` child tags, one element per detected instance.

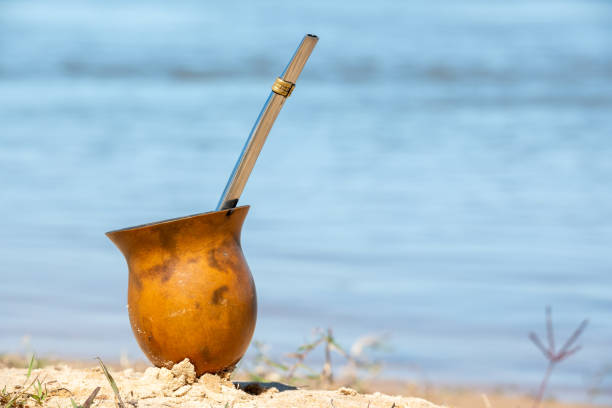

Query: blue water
<box><xmin>1</xmin><ymin>0</ymin><xmax>612</xmax><ymax>402</ymax></box>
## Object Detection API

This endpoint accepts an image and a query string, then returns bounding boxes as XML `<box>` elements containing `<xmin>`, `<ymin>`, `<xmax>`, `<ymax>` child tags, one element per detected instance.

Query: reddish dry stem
<box><xmin>530</xmin><ymin>307</ymin><xmax>588</xmax><ymax>408</ymax></box>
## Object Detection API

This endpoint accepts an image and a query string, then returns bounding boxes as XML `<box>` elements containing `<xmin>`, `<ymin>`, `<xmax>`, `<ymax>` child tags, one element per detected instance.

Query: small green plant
<box><xmin>2</xmin><ymin>354</ymin><xmax>108</xmax><ymax>408</ymax></box>
<box><xmin>30</xmin><ymin>379</ymin><xmax>47</xmax><ymax>405</ymax></box>
<box><xmin>96</xmin><ymin>357</ymin><xmax>125</xmax><ymax>408</ymax></box>
<box><xmin>26</xmin><ymin>355</ymin><xmax>36</xmax><ymax>379</ymax></box>
<box><xmin>243</xmin><ymin>328</ymin><xmax>386</xmax><ymax>387</ymax></box>
<box><xmin>1</xmin><ymin>354</ymin><xmax>42</xmax><ymax>408</ymax></box>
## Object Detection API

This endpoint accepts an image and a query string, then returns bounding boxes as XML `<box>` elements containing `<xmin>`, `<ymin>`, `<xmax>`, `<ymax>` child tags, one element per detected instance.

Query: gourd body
<box><xmin>106</xmin><ymin>206</ymin><xmax>256</xmax><ymax>375</ymax></box>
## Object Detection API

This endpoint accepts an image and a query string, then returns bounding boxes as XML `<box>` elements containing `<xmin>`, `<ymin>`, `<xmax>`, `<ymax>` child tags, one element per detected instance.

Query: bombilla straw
<box><xmin>216</xmin><ymin>34</ymin><xmax>318</xmax><ymax>211</ymax></box>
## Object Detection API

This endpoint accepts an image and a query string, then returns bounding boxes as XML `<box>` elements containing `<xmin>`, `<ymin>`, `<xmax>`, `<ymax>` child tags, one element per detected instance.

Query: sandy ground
<box><xmin>0</xmin><ymin>359</ymin><xmax>440</xmax><ymax>408</ymax></box>
<box><xmin>0</xmin><ymin>359</ymin><xmax>605</xmax><ymax>408</ymax></box>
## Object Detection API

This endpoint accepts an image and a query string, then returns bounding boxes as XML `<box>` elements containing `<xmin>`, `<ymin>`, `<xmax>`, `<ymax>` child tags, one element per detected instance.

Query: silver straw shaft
<box><xmin>216</xmin><ymin>34</ymin><xmax>318</xmax><ymax>211</ymax></box>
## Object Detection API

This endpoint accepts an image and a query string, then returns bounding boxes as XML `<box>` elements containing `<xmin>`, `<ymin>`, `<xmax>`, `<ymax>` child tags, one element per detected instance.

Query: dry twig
<box><xmin>529</xmin><ymin>306</ymin><xmax>588</xmax><ymax>408</ymax></box>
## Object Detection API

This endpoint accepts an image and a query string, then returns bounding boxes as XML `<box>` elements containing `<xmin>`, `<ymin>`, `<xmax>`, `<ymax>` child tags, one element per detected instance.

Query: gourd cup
<box><xmin>106</xmin><ymin>206</ymin><xmax>256</xmax><ymax>375</ymax></box>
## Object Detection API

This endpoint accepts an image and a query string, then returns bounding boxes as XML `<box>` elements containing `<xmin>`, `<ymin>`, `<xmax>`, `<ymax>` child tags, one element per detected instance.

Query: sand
<box><xmin>0</xmin><ymin>359</ymin><xmax>441</xmax><ymax>408</ymax></box>
<box><xmin>0</xmin><ymin>358</ymin><xmax>605</xmax><ymax>408</ymax></box>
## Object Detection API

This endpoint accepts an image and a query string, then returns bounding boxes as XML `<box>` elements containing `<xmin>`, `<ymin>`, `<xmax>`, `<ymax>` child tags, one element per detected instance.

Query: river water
<box><xmin>1</xmin><ymin>0</ymin><xmax>611</xmax><ymax>402</ymax></box>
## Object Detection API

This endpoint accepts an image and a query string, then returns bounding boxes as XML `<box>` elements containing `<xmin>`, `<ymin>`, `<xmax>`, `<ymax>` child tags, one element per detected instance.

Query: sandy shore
<box><xmin>0</xmin><ymin>359</ymin><xmax>439</xmax><ymax>408</ymax></box>
<box><xmin>0</xmin><ymin>359</ymin><xmax>603</xmax><ymax>408</ymax></box>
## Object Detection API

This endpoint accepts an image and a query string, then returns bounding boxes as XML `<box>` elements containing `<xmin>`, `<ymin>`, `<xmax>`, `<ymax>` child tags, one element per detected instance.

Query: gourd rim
<box><xmin>105</xmin><ymin>205</ymin><xmax>250</xmax><ymax>236</ymax></box>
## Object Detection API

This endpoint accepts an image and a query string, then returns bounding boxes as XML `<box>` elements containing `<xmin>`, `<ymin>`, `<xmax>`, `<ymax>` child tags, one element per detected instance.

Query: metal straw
<box><xmin>216</xmin><ymin>34</ymin><xmax>318</xmax><ymax>211</ymax></box>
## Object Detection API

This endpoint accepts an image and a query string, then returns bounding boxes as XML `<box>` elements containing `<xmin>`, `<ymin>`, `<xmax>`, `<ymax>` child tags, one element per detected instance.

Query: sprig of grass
<box><xmin>96</xmin><ymin>357</ymin><xmax>125</xmax><ymax>408</ymax></box>
<box><xmin>1</xmin><ymin>353</ymin><xmax>105</xmax><ymax>408</ymax></box>
<box><xmin>30</xmin><ymin>379</ymin><xmax>47</xmax><ymax>405</ymax></box>
<box><xmin>2</xmin><ymin>374</ymin><xmax>41</xmax><ymax>408</ymax></box>
<box><xmin>26</xmin><ymin>355</ymin><xmax>35</xmax><ymax>380</ymax></box>
<box><xmin>244</xmin><ymin>328</ymin><xmax>387</xmax><ymax>386</ymax></box>
<box><xmin>1</xmin><ymin>355</ymin><xmax>43</xmax><ymax>408</ymax></box>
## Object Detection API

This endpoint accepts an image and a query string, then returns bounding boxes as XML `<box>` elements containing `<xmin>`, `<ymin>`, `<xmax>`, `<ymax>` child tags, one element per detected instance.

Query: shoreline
<box><xmin>0</xmin><ymin>356</ymin><xmax>607</xmax><ymax>408</ymax></box>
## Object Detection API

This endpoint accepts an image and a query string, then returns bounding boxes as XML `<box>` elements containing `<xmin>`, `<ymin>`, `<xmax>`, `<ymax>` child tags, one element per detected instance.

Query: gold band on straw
<box><xmin>271</xmin><ymin>77</ymin><xmax>295</xmax><ymax>97</ymax></box>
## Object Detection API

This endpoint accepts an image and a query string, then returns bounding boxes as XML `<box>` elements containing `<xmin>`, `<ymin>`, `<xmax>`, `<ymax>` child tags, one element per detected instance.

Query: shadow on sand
<box><xmin>234</xmin><ymin>381</ymin><xmax>298</xmax><ymax>395</ymax></box>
